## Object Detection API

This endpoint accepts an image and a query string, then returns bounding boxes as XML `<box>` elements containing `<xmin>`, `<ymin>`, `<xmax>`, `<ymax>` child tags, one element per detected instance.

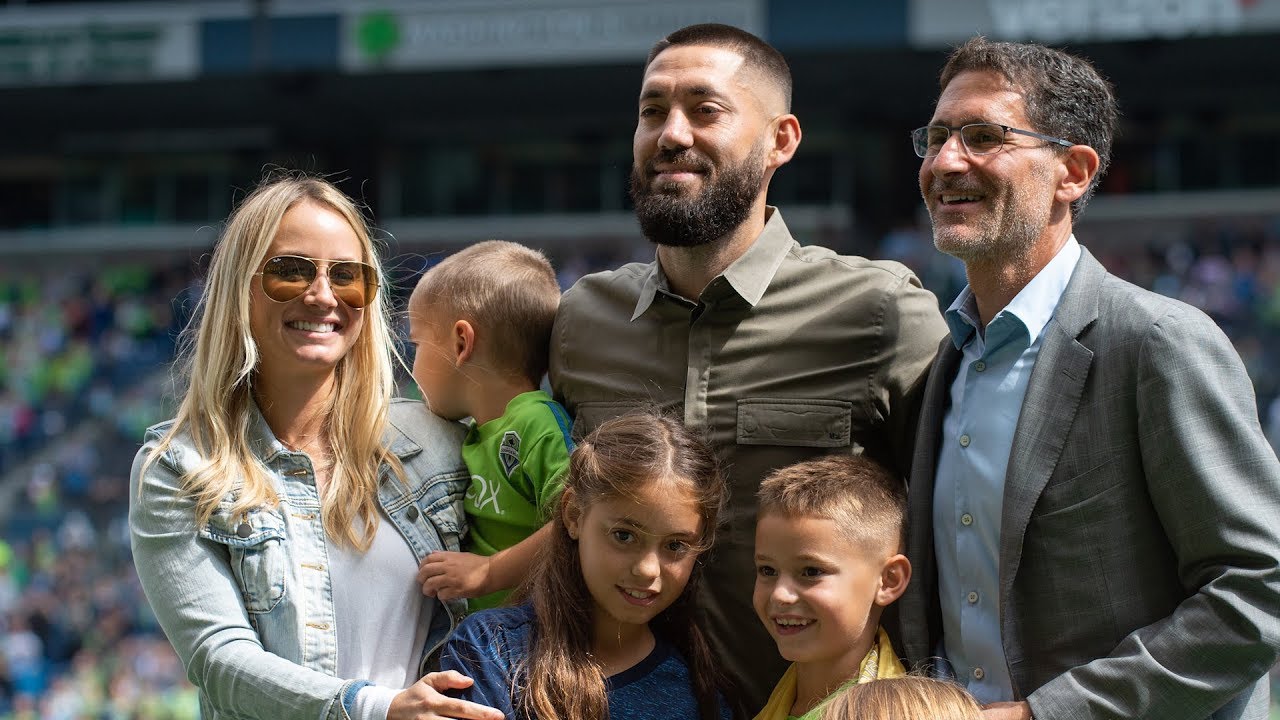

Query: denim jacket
<box><xmin>129</xmin><ymin>399</ymin><xmax>469</xmax><ymax>720</ymax></box>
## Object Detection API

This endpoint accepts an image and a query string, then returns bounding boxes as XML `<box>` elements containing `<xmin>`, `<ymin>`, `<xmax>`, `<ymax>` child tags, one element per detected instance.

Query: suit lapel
<box><xmin>999</xmin><ymin>250</ymin><xmax>1104</xmax><ymax>619</ymax></box>
<box><xmin>903</xmin><ymin>335</ymin><xmax>963</xmax><ymax>663</ymax></box>
<box><xmin>913</xmin><ymin>338</ymin><xmax>963</xmax><ymax>498</ymax></box>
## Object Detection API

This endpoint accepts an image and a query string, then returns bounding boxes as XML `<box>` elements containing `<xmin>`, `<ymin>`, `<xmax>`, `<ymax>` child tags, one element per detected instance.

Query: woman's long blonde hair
<box><xmin>145</xmin><ymin>173</ymin><xmax>401</xmax><ymax>549</ymax></box>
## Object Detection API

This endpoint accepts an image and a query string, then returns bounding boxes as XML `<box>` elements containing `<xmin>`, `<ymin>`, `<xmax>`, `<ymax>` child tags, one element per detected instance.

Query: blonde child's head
<box><xmin>753</xmin><ymin>454</ymin><xmax>910</xmax><ymax>672</ymax></box>
<box><xmin>518</xmin><ymin>411</ymin><xmax>730</xmax><ymax>720</ymax></box>
<box><xmin>408</xmin><ymin>240</ymin><xmax>560</xmax><ymax>420</ymax></box>
<box><xmin>818</xmin><ymin>676</ymin><xmax>982</xmax><ymax>720</ymax></box>
<box><xmin>757</xmin><ymin>454</ymin><xmax>906</xmax><ymax>552</ymax></box>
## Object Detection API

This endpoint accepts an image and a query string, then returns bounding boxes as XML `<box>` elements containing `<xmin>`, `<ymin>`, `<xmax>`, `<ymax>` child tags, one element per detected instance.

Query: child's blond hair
<box><xmin>410</xmin><ymin>240</ymin><xmax>560</xmax><ymax>384</ymax></box>
<box><xmin>819</xmin><ymin>676</ymin><xmax>981</xmax><ymax>720</ymax></box>
<box><xmin>757</xmin><ymin>454</ymin><xmax>906</xmax><ymax>551</ymax></box>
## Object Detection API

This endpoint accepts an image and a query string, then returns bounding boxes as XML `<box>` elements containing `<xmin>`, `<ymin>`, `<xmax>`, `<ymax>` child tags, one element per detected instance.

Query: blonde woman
<box><xmin>819</xmin><ymin>677</ymin><xmax>981</xmax><ymax>720</ymax></box>
<box><xmin>129</xmin><ymin>175</ymin><xmax>503</xmax><ymax>720</ymax></box>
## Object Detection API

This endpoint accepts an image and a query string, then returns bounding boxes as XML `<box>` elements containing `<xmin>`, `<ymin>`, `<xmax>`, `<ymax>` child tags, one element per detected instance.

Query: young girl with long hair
<box><xmin>439</xmin><ymin>411</ymin><xmax>735</xmax><ymax>719</ymax></box>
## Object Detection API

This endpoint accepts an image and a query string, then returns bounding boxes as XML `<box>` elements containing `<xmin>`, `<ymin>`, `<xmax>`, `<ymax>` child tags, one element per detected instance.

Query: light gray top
<box><xmin>334</xmin><ymin>510</ymin><xmax>433</xmax><ymax>719</ymax></box>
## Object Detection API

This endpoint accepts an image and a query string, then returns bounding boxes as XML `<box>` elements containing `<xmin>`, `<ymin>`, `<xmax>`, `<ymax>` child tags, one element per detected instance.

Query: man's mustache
<box><xmin>644</xmin><ymin>149</ymin><xmax>714</xmax><ymax>176</ymax></box>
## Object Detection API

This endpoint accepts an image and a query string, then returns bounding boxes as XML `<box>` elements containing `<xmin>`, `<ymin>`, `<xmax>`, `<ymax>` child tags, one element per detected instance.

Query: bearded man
<box><xmin>548</xmin><ymin>23</ymin><xmax>947</xmax><ymax>710</ymax></box>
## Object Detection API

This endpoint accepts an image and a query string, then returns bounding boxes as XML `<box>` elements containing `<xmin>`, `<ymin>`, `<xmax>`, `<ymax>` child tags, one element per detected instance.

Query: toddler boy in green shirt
<box><xmin>410</xmin><ymin>240</ymin><xmax>573</xmax><ymax>609</ymax></box>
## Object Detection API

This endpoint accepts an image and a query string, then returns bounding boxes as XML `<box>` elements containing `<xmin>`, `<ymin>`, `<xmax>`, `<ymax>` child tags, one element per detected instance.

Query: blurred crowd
<box><xmin>0</xmin><ymin>219</ymin><xmax>1277</xmax><ymax>718</ymax></box>
<box><xmin>0</xmin><ymin>262</ymin><xmax>196</xmax><ymax>718</ymax></box>
<box><xmin>0</xmin><ymin>265</ymin><xmax>191</xmax><ymax>475</ymax></box>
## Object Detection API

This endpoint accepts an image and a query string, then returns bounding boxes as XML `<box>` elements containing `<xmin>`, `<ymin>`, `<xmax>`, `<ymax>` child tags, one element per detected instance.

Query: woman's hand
<box><xmin>417</xmin><ymin>552</ymin><xmax>493</xmax><ymax>601</ymax></box>
<box><xmin>387</xmin><ymin>671</ymin><xmax>504</xmax><ymax>720</ymax></box>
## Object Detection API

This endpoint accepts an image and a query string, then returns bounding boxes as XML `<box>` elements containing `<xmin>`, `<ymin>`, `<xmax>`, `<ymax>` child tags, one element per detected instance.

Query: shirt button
<box><xmin>973</xmin><ymin>667</ymin><xmax>985</xmax><ymax>680</ymax></box>
<box><xmin>236</xmin><ymin>522</ymin><xmax>253</xmax><ymax>538</ymax></box>
<box><xmin>405</xmin><ymin>506</ymin><xmax>419</xmax><ymax>522</ymax></box>
<box><xmin>959</xmin><ymin>434</ymin><xmax>971</xmax><ymax>447</ymax></box>
<box><xmin>974</xmin><ymin>361</ymin><xmax>986</xmax><ymax>372</ymax></box>
<box><xmin>961</xmin><ymin>513</ymin><xmax>973</xmax><ymax>526</ymax></box>
<box><xmin>967</xmin><ymin>591</ymin><xmax>979</xmax><ymax>604</ymax></box>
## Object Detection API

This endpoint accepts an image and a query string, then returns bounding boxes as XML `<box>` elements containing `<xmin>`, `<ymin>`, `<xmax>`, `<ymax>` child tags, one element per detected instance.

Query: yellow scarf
<box><xmin>752</xmin><ymin>627</ymin><xmax>906</xmax><ymax>720</ymax></box>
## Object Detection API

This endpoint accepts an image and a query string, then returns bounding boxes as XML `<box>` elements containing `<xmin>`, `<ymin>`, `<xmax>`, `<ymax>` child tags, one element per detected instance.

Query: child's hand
<box><xmin>417</xmin><ymin>551</ymin><xmax>493</xmax><ymax>601</ymax></box>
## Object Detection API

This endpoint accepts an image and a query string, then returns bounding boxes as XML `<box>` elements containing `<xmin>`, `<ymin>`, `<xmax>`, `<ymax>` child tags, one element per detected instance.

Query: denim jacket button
<box><xmin>236</xmin><ymin>522</ymin><xmax>253</xmax><ymax>538</ymax></box>
<box><xmin>405</xmin><ymin>506</ymin><xmax>419</xmax><ymax>522</ymax></box>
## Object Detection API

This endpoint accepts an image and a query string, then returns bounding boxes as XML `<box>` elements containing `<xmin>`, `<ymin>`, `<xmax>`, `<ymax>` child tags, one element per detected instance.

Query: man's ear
<box><xmin>453</xmin><ymin>320</ymin><xmax>476</xmax><ymax>366</ymax></box>
<box><xmin>561</xmin><ymin>488</ymin><xmax>581</xmax><ymax>540</ymax></box>
<box><xmin>768</xmin><ymin>114</ymin><xmax>802</xmax><ymax>170</ymax></box>
<box><xmin>876</xmin><ymin>553</ymin><xmax>912</xmax><ymax>607</ymax></box>
<box><xmin>1056</xmin><ymin>144</ymin><xmax>1100</xmax><ymax>206</ymax></box>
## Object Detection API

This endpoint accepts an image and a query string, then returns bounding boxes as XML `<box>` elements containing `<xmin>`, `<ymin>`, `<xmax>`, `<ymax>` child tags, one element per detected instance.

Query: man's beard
<box><xmin>629</xmin><ymin>146</ymin><xmax>766</xmax><ymax>248</ymax></box>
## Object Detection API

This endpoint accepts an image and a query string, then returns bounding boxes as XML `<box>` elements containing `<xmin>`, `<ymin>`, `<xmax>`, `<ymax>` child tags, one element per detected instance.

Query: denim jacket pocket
<box><xmin>420</xmin><ymin>473</ymin><xmax>467</xmax><ymax>552</ymax></box>
<box><xmin>199</xmin><ymin>506</ymin><xmax>288</xmax><ymax>614</ymax></box>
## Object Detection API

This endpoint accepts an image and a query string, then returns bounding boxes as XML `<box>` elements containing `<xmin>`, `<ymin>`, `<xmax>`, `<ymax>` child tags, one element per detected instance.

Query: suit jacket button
<box><xmin>406</xmin><ymin>506</ymin><xmax>419</xmax><ymax>522</ymax></box>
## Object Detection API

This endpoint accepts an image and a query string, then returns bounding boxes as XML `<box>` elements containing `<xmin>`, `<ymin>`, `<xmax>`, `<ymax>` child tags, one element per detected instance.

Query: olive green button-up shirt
<box><xmin>549</xmin><ymin>208</ymin><xmax>947</xmax><ymax>710</ymax></box>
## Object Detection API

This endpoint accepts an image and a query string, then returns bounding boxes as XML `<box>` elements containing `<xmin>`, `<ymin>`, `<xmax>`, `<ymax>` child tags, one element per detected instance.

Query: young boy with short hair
<box><xmin>410</xmin><ymin>240</ymin><xmax>573</xmax><ymax>610</ymax></box>
<box><xmin>752</xmin><ymin>454</ymin><xmax>912</xmax><ymax>720</ymax></box>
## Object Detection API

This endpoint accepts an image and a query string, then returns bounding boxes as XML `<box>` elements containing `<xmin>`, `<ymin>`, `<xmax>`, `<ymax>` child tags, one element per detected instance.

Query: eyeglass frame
<box><xmin>252</xmin><ymin>254</ymin><xmax>380</xmax><ymax>308</ymax></box>
<box><xmin>912</xmin><ymin>123</ymin><xmax>1075</xmax><ymax>159</ymax></box>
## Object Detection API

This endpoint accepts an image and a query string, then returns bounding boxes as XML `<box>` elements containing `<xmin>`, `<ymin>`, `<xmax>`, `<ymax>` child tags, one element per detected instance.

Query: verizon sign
<box><xmin>910</xmin><ymin>0</ymin><xmax>1280</xmax><ymax>46</ymax></box>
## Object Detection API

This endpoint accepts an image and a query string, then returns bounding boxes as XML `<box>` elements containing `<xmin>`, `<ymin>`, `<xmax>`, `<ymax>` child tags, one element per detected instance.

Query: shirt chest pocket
<box><xmin>200</xmin><ymin>507</ymin><xmax>288</xmax><ymax>614</ymax></box>
<box><xmin>736</xmin><ymin>398</ymin><xmax>852</xmax><ymax>448</ymax></box>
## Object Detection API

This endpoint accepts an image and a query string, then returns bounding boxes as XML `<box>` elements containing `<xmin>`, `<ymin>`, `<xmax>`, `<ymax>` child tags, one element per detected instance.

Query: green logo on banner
<box><xmin>356</xmin><ymin>11</ymin><xmax>399</xmax><ymax>60</ymax></box>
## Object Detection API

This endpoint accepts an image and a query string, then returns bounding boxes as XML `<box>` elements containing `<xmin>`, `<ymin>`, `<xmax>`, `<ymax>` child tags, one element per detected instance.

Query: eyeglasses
<box><xmin>912</xmin><ymin>123</ymin><xmax>1074</xmax><ymax>158</ymax></box>
<box><xmin>255</xmin><ymin>255</ymin><xmax>379</xmax><ymax>309</ymax></box>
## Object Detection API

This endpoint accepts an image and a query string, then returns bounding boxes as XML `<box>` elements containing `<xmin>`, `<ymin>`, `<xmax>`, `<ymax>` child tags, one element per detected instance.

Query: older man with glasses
<box><xmin>896</xmin><ymin>36</ymin><xmax>1280</xmax><ymax>720</ymax></box>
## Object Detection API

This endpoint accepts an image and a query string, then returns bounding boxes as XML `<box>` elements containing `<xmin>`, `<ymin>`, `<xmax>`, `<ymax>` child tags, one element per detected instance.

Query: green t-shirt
<box><xmin>462</xmin><ymin>390</ymin><xmax>574</xmax><ymax>609</ymax></box>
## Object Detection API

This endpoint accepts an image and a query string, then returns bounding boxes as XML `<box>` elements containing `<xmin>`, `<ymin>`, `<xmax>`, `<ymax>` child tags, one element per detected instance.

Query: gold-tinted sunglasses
<box><xmin>254</xmin><ymin>255</ymin><xmax>379</xmax><ymax>309</ymax></box>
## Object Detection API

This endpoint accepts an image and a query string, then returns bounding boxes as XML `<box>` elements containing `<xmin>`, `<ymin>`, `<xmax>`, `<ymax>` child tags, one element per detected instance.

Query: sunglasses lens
<box><xmin>330</xmin><ymin>261</ymin><xmax>373</xmax><ymax>309</ymax></box>
<box><xmin>259</xmin><ymin>256</ymin><xmax>377</xmax><ymax>308</ymax></box>
<box><xmin>261</xmin><ymin>256</ymin><xmax>317</xmax><ymax>302</ymax></box>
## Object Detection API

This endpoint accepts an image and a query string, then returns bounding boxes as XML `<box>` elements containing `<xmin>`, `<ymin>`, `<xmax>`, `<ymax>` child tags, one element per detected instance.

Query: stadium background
<box><xmin>0</xmin><ymin>0</ymin><xmax>1277</xmax><ymax>716</ymax></box>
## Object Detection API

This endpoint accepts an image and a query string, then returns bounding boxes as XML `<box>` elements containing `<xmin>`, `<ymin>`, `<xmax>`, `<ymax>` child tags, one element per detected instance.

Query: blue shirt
<box><xmin>439</xmin><ymin>604</ymin><xmax>732</xmax><ymax>720</ymax></box>
<box><xmin>933</xmin><ymin>237</ymin><xmax>1081</xmax><ymax>703</ymax></box>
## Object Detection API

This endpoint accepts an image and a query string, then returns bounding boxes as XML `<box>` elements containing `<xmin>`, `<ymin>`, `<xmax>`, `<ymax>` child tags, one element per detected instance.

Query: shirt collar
<box><xmin>631</xmin><ymin>206</ymin><xmax>793</xmax><ymax>320</ymax></box>
<box><xmin>945</xmin><ymin>235</ymin><xmax>1082</xmax><ymax>350</ymax></box>
<box><xmin>944</xmin><ymin>286</ymin><xmax>981</xmax><ymax>350</ymax></box>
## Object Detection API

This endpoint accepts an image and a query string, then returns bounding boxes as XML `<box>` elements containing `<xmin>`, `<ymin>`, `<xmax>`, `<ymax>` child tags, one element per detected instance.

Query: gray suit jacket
<box><xmin>898</xmin><ymin>248</ymin><xmax>1280</xmax><ymax>720</ymax></box>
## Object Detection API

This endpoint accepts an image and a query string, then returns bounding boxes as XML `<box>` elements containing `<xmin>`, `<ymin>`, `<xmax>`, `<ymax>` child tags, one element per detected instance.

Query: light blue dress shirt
<box><xmin>933</xmin><ymin>237</ymin><xmax>1081</xmax><ymax>704</ymax></box>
